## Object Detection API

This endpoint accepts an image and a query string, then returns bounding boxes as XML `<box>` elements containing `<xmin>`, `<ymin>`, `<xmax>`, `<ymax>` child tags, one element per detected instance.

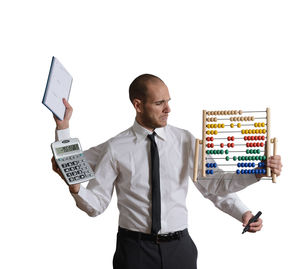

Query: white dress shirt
<box><xmin>56</xmin><ymin>121</ymin><xmax>257</xmax><ymax>234</ymax></box>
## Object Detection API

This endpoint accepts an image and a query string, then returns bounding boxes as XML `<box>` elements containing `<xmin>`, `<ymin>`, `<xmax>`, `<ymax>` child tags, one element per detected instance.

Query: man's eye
<box><xmin>155</xmin><ymin>101</ymin><xmax>164</xmax><ymax>105</ymax></box>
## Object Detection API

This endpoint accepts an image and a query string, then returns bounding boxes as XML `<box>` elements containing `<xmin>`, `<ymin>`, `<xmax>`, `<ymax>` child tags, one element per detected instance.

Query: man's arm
<box><xmin>51</xmin><ymin>99</ymin><xmax>117</xmax><ymax>217</ymax></box>
<box><xmin>196</xmin><ymin>183</ymin><xmax>263</xmax><ymax>232</ymax></box>
<box><xmin>54</xmin><ymin>98</ymin><xmax>72</xmax><ymax>130</ymax></box>
<box><xmin>188</xmin><ymin>132</ymin><xmax>265</xmax><ymax>232</ymax></box>
<box><xmin>52</xmin><ymin>98</ymin><xmax>80</xmax><ymax>194</ymax></box>
<box><xmin>189</xmin><ymin>132</ymin><xmax>282</xmax><ymax>196</ymax></box>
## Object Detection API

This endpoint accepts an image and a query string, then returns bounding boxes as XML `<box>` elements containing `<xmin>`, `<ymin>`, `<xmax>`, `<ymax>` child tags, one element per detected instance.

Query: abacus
<box><xmin>193</xmin><ymin>108</ymin><xmax>278</xmax><ymax>183</ymax></box>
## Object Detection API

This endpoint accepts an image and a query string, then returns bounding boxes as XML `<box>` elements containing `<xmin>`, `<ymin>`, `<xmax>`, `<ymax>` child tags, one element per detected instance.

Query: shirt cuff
<box><xmin>70</xmin><ymin>184</ymin><xmax>85</xmax><ymax>199</ymax></box>
<box><xmin>70</xmin><ymin>185</ymin><xmax>99</xmax><ymax>217</ymax></box>
<box><xmin>230</xmin><ymin>200</ymin><xmax>250</xmax><ymax>222</ymax></box>
<box><xmin>55</xmin><ymin>128</ymin><xmax>71</xmax><ymax>141</ymax></box>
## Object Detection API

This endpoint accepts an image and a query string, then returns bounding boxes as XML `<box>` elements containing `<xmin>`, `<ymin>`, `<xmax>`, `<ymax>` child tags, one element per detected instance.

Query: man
<box><xmin>51</xmin><ymin>74</ymin><xmax>282</xmax><ymax>269</ymax></box>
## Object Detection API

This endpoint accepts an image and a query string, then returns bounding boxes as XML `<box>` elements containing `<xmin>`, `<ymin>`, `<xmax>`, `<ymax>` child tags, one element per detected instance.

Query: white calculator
<box><xmin>51</xmin><ymin>138</ymin><xmax>95</xmax><ymax>185</ymax></box>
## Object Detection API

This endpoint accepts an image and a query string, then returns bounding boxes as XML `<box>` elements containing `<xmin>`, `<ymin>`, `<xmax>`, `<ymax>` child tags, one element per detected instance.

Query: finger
<box><xmin>243</xmin><ymin>218</ymin><xmax>252</xmax><ymax>227</ymax></box>
<box><xmin>51</xmin><ymin>157</ymin><xmax>57</xmax><ymax>169</ymax></box>
<box><xmin>267</xmin><ymin>162</ymin><xmax>282</xmax><ymax>176</ymax></box>
<box><xmin>51</xmin><ymin>158</ymin><xmax>63</xmax><ymax>175</ymax></box>
<box><xmin>273</xmin><ymin>169</ymin><xmax>281</xmax><ymax>176</ymax></box>
<box><xmin>242</xmin><ymin>216</ymin><xmax>253</xmax><ymax>226</ymax></box>
<box><xmin>62</xmin><ymin>99</ymin><xmax>73</xmax><ymax>121</ymax></box>
<box><xmin>250</xmin><ymin>218</ymin><xmax>262</xmax><ymax>228</ymax></box>
<box><xmin>267</xmin><ymin>159</ymin><xmax>282</xmax><ymax>167</ymax></box>
<box><xmin>248</xmin><ymin>223</ymin><xmax>263</xmax><ymax>232</ymax></box>
<box><xmin>267</xmin><ymin>160</ymin><xmax>282</xmax><ymax>171</ymax></box>
<box><xmin>63</xmin><ymin>98</ymin><xmax>73</xmax><ymax>111</ymax></box>
<box><xmin>248</xmin><ymin>219</ymin><xmax>263</xmax><ymax>232</ymax></box>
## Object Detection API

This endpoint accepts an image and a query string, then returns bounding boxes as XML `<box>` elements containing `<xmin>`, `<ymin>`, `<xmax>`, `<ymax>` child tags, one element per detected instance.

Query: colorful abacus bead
<box><xmin>206</xmin><ymin>163</ymin><xmax>217</xmax><ymax>168</ymax></box>
<box><xmin>258</xmin><ymin>162</ymin><xmax>265</xmax><ymax>168</ymax></box>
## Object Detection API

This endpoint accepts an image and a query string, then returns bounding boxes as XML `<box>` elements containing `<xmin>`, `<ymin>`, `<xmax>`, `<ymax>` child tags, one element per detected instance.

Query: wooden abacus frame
<box><xmin>193</xmin><ymin>108</ymin><xmax>278</xmax><ymax>183</ymax></box>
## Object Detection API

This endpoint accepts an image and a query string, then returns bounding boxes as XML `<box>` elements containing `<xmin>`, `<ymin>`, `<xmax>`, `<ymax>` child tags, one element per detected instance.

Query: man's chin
<box><xmin>157</xmin><ymin>120</ymin><xmax>168</xmax><ymax>128</ymax></box>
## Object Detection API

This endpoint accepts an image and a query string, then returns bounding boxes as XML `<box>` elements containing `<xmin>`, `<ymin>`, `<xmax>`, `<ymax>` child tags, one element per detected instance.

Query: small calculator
<box><xmin>51</xmin><ymin>138</ymin><xmax>95</xmax><ymax>185</ymax></box>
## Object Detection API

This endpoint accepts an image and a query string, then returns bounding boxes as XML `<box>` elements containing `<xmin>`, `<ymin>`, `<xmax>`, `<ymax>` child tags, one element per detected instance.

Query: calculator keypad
<box><xmin>57</xmin><ymin>153</ymin><xmax>94</xmax><ymax>184</ymax></box>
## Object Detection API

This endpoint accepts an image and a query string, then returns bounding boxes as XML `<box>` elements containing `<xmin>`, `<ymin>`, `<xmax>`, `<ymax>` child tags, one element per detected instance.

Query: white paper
<box><xmin>42</xmin><ymin>57</ymin><xmax>73</xmax><ymax>120</ymax></box>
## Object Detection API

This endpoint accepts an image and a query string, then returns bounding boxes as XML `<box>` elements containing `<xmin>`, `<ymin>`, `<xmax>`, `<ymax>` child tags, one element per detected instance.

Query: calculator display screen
<box><xmin>56</xmin><ymin>144</ymin><xmax>80</xmax><ymax>155</ymax></box>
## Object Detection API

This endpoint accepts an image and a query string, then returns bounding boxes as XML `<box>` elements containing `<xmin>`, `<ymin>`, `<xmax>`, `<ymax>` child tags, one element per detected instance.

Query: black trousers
<box><xmin>113</xmin><ymin>228</ymin><xmax>198</xmax><ymax>269</ymax></box>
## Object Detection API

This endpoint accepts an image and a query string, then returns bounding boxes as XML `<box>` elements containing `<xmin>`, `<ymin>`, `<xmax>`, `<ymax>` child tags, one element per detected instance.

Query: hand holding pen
<box><xmin>242</xmin><ymin>211</ymin><xmax>263</xmax><ymax>234</ymax></box>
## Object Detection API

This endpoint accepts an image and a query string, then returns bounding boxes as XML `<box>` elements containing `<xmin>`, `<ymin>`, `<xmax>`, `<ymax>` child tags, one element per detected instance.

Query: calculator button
<box><xmin>64</xmin><ymin>168</ymin><xmax>70</xmax><ymax>172</ymax></box>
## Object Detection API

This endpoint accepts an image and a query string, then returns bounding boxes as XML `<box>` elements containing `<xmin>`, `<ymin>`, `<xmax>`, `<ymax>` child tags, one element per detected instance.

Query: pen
<box><xmin>242</xmin><ymin>211</ymin><xmax>262</xmax><ymax>234</ymax></box>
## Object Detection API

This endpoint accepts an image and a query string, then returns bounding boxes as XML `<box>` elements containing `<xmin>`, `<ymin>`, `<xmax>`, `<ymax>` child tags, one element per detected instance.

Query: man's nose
<box><xmin>164</xmin><ymin>103</ymin><xmax>171</xmax><ymax>113</ymax></box>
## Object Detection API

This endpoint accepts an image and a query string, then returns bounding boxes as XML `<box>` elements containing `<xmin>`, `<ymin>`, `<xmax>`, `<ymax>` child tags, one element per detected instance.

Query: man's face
<box><xmin>137</xmin><ymin>81</ymin><xmax>171</xmax><ymax>131</ymax></box>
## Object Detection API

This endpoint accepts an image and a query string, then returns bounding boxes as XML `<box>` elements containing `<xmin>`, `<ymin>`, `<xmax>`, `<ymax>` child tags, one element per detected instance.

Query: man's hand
<box><xmin>267</xmin><ymin>155</ymin><xmax>282</xmax><ymax>177</ymax></box>
<box><xmin>53</xmin><ymin>98</ymin><xmax>73</xmax><ymax>130</ymax></box>
<box><xmin>255</xmin><ymin>155</ymin><xmax>283</xmax><ymax>179</ymax></box>
<box><xmin>242</xmin><ymin>211</ymin><xmax>263</xmax><ymax>233</ymax></box>
<box><xmin>51</xmin><ymin>157</ymin><xmax>80</xmax><ymax>194</ymax></box>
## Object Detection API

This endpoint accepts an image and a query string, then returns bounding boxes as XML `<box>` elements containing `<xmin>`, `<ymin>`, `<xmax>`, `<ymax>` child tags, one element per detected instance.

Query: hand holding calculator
<box><xmin>51</xmin><ymin>138</ymin><xmax>95</xmax><ymax>185</ymax></box>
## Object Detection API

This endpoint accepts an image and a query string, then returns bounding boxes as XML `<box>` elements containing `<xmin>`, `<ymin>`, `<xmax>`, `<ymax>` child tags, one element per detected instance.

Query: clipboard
<box><xmin>42</xmin><ymin>57</ymin><xmax>73</xmax><ymax>121</ymax></box>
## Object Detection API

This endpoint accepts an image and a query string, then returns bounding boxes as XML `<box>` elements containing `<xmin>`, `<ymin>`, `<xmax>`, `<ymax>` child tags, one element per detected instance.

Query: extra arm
<box><xmin>189</xmin><ymin>133</ymin><xmax>258</xmax><ymax>196</ymax></box>
<box><xmin>55</xmin><ymin>128</ymin><xmax>118</xmax><ymax>217</ymax></box>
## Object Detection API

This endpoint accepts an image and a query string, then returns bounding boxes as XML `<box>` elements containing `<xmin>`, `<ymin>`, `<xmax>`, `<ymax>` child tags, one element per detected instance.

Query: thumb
<box><xmin>242</xmin><ymin>211</ymin><xmax>252</xmax><ymax>226</ymax></box>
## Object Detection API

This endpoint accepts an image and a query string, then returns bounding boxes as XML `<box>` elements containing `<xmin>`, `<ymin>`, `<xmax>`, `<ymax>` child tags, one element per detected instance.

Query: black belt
<box><xmin>118</xmin><ymin>227</ymin><xmax>188</xmax><ymax>243</ymax></box>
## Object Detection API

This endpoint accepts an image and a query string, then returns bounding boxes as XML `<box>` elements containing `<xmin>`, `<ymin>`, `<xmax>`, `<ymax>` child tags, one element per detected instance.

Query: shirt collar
<box><xmin>132</xmin><ymin>120</ymin><xmax>167</xmax><ymax>142</ymax></box>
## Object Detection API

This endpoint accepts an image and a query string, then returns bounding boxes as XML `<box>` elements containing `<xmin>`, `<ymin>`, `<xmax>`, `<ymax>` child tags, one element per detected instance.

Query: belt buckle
<box><xmin>155</xmin><ymin>234</ymin><xmax>160</xmax><ymax>244</ymax></box>
<box><xmin>155</xmin><ymin>234</ymin><xmax>165</xmax><ymax>244</ymax></box>
<box><xmin>155</xmin><ymin>231</ymin><xmax>180</xmax><ymax>243</ymax></box>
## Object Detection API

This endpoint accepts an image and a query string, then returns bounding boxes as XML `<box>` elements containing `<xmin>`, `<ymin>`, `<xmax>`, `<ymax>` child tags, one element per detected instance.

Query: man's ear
<box><xmin>133</xmin><ymin>98</ymin><xmax>143</xmax><ymax>113</ymax></box>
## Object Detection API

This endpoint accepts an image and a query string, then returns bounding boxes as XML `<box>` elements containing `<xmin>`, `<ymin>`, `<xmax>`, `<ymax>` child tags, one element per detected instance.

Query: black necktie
<box><xmin>147</xmin><ymin>133</ymin><xmax>161</xmax><ymax>234</ymax></box>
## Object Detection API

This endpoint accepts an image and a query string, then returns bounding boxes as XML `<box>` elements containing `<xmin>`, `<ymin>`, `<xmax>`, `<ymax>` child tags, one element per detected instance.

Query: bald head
<box><xmin>129</xmin><ymin>74</ymin><xmax>164</xmax><ymax>104</ymax></box>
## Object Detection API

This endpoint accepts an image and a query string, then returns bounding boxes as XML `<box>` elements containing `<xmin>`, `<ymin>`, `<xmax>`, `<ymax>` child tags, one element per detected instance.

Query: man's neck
<box><xmin>135</xmin><ymin>118</ymin><xmax>154</xmax><ymax>132</ymax></box>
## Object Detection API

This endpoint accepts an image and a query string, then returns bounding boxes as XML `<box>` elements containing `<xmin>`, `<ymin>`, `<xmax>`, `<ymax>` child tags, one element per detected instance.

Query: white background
<box><xmin>1</xmin><ymin>0</ymin><xmax>299</xmax><ymax>268</ymax></box>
